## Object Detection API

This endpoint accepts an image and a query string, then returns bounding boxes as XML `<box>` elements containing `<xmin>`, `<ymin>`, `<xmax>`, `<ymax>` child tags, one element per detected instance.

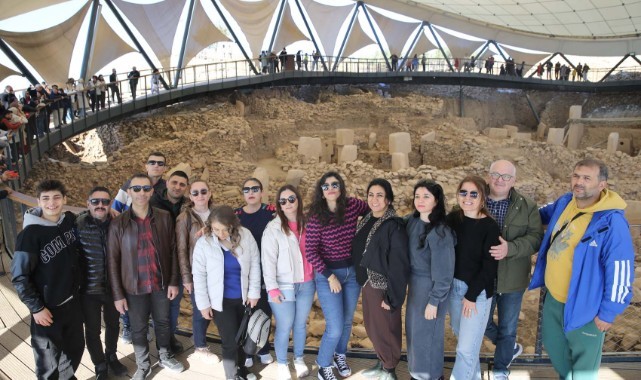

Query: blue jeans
<box><xmin>170</xmin><ymin>281</ymin><xmax>184</xmax><ymax>334</ymax></box>
<box><xmin>190</xmin><ymin>290</ymin><xmax>211</xmax><ymax>349</ymax></box>
<box><xmin>485</xmin><ymin>290</ymin><xmax>525</xmax><ymax>374</ymax></box>
<box><xmin>449</xmin><ymin>279</ymin><xmax>492</xmax><ymax>380</ymax></box>
<box><xmin>269</xmin><ymin>280</ymin><xmax>316</xmax><ymax>364</ymax></box>
<box><xmin>315</xmin><ymin>267</ymin><xmax>361</xmax><ymax>367</ymax></box>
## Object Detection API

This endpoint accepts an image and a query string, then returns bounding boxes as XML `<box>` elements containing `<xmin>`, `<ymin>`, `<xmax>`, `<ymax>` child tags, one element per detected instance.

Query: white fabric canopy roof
<box><xmin>0</xmin><ymin>0</ymin><xmax>70</xmax><ymax>22</ymax></box>
<box><xmin>111</xmin><ymin>0</ymin><xmax>185</xmax><ymax>69</ymax></box>
<box><xmin>366</xmin><ymin>6</ymin><xmax>421</xmax><ymax>55</ymax></box>
<box><xmin>499</xmin><ymin>44</ymin><xmax>550</xmax><ymax>67</ymax></box>
<box><xmin>301</xmin><ymin>0</ymin><xmax>355</xmax><ymax>56</ymax></box>
<box><xmin>86</xmin><ymin>13</ymin><xmax>137</xmax><ymax>77</ymax></box>
<box><xmin>434</xmin><ymin>26</ymin><xmax>486</xmax><ymax>58</ymax></box>
<box><xmin>407</xmin><ymin>29</ymin><xmax>437</xmax><ymax>58</ymax></box>
<box><xmin>0</xmin><ymin>2</ymin><xmax>90</xmax><ymax>84</ymax></box>
<box><xmin>0</xmin><ymin>63</ymin><xmax>20</xmax><ymax>80</ymax></box>
<box><xmin>272</xmin><ymin>1</ymin><xmax>309</xmax><ymax>52</ymax></box>
<box><xmin>219</xmin><ymin>0</ymin><xmax>280</xmax><ymax>58</ymax></box>
<box><xmin>340</xmin><ymin>18</ymin><xmax>377</xmax><ymax>60</ymax></box>
<box><xmin>183</xmin><ymin>0</ymin><xmax>232</xmax><ymax>66</ymax></box>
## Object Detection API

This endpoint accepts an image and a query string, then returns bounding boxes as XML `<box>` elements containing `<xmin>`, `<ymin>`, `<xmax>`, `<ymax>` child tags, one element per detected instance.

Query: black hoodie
<box><xmin>11</xmin><ymin>208</ymin><xmax>80</xmax><ymax>313</ymax></box>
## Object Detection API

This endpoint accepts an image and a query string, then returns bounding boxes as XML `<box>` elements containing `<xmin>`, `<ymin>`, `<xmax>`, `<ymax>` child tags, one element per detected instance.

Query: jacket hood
<box><xmin>23</xmin><ymin>207</ymin><xmax>67</xmax><ymax>228</ymax></box>
<box><xmin>577</xmin><ymin>189</ymin><xmax>626</xmax><ymax>213</ymax></box>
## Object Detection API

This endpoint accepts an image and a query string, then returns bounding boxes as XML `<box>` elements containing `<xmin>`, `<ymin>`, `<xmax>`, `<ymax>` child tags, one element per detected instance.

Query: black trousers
<box><xmin>80</xmin><ymin>293</ymin><xmax>120</xmax><ymax>366</ymax></box>
<box><xmin>126</xmin><ymin>290</ymin><xmax>171</xmax><ymax>370</ymax></box>
<box><xmin>31</xmin><ymin>297</ymin><xmax>85</xmax><ymax>380</ymax></box>
<box><xmin>214</xmin><ymin>298</ymin><xmax>247</xmax><ymax>378</ymax></box>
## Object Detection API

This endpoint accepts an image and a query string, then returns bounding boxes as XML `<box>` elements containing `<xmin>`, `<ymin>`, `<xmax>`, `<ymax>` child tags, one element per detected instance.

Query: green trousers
<box><xmin>542</xmin><ymin>293</ymin><xmax>605</xmax><ymax>380</ymax></box>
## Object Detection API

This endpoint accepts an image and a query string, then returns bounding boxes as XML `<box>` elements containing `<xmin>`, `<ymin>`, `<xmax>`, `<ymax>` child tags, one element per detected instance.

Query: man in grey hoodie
<box><xmin>11</xmin><ymin>179</ymin><xmax>85</xmax><ymax>379</ymax></box>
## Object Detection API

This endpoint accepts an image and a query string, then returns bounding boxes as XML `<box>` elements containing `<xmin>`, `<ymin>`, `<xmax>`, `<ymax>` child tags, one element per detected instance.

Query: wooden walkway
<box><xmin>1</xmin><ymin>252</ymin><xmax>639</xmax><ymax>380</ymax></box>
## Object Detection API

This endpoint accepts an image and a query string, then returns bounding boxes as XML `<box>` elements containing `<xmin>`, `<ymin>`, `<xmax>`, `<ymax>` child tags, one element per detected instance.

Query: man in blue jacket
<box><xmin>529</xmin><ymin>158</ymin><xmax>634</xmax><ymax>380</ymax></box>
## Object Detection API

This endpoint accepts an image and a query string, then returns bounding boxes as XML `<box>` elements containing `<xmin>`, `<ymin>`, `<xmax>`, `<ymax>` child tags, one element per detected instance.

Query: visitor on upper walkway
<box><xmin>355</xmin><ymin>178</ymin><xmax>409</xmax><ymax>380</ymax></box>
<box><xmin>128</xmin><ymin>66</ymin><xmax>140</xmax><ymax>100</ymax></box>
<box><xmin>484</xmin><ymin>160</ymin><xmax>543</xmax><ymax>380</ymax></box>
<box><xmin>405</xmin><ymin>180</ymin><xmax>455</xmax><ymax>380</ymax></box>
<box><xmin>305</xmin><ymin>171</ymin><xmax>369</xmax><ymax>380</ymax></box>
<box><xmin>530</xmin><ymin>158</ymin><xmax>635</xmax><ymax>380</ymax></box>
<box><xmin>109</xmin><ymin>68</ymin><xmax>122</xmax><ymax>104</ymax></box>
<box><xmin>261</xmin><ymin>184</ymin><xmax>314</xmax><ymax>380</ymax></box>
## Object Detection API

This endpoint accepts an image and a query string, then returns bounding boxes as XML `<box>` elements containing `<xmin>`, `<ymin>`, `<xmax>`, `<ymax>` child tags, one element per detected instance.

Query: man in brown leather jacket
<box><xmin>107</xmin><ymin>173</ymin><xmax>184</xmax><ymax>379</ymax></box>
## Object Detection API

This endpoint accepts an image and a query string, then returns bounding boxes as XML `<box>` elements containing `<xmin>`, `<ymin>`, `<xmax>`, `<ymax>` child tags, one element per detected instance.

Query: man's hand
<box><xmin>167</xmin><ymin>286</ymin><xmax>179</xmax><ymax>300</ymax></box>
<box><xmin>108</xmin><ymin>208</ymin><xmax>120</xmax><ymax>218</ymax></box>
<box><xmin>201</xmin><ymin>308</ymin><xmax>213</xmax><ymax>320</ymax></box>
<box><xmin>490</xmin><ymin>236</ymin><xmax>509</xmax><ymax>260</ymax></box>
<box><xmin>33</xmin><ymin>308</ymin><xmax>53</xmax><ymax>326</ymax></box>
<box><xmin>594</xmin><ymin>316</ymin><xmax>612</xmax><ymax>332</ymax></box>
<box><xmin>114</xmin><ymin>299</ymin><xmax>128</xmax><ymax>314</ymax></box>
<box><xmin>184</xmin><ymin>283</ymin><xmax>193</xmax><ymax>294</ymax></box>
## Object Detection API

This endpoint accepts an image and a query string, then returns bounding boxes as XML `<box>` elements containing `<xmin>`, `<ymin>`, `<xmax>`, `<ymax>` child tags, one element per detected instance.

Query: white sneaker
<box><xmin>189</xmin><ymin>347</ymin><xmax>220</xmax><ymax>365</ymax></box>
<box><xmin>493</xmin><ymin>372</ymin><xmax>509</xmax><ymax>380</ymax></box>
<box><xmin>259</xmin><ymin>353</ymin><xmax>274</xmax><ymax>365</ymax></box>
<box><xmin>278</xmin><ymin>363</ymin><xmax>292</xmax><ymax>380</ymax></box>
<box><xmin>244</xmin><ymin>357</ymin><xmax>254</xmax><ymax>368</ymax></box>
<box><xmin>294</xmin><ymin>357</ymin><xmax>309</xmax><ymax>378</ymax></box>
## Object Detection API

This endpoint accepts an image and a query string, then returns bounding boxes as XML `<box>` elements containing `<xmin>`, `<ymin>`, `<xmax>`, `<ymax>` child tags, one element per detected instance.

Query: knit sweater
<box><xmin>305</xmin><ymin>197</ymin><xmax>369</xmax><ymax>277</ymax></box>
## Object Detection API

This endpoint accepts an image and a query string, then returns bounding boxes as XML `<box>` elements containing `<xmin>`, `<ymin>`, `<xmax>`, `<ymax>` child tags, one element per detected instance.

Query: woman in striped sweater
<box><xmin>305</xmin><ymin>171</ymin><xmax>369</xmax><ymax>380</ymax></box>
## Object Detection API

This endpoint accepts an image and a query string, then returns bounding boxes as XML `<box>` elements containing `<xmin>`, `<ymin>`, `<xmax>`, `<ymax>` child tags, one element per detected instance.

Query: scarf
<box><xmin>355</xmin><ymin>207</ymin><xmax>396</xmax><ymax>289</ymax></box>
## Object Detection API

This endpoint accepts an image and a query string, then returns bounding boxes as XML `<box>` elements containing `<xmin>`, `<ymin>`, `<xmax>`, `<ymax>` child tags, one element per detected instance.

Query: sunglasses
<box><xmin>242</xmin><ymin>186</ymin><xmax>261</xmax><ymax>194</ymax></box>
<box><xmin>320</xmin><ymin>182</ymin><xmax>340</xmax><ymax>191</ymax></box>
<box><xmin>129</xmin><ymin>185</ymin><xmax>153</xmax><ymax>193</ymax></box>
<box><xmin>458</xmin><ymin>190</ymin><xmax>479</xmax><ymax>199</ymax></box>
<box><xmin>146</xmin><ymin>160</ymin><xmax>165</xmax><ymax>166</ymax></box>
<box><xmin>89</xmin><ymin>198</ymin><xmax>110</xmax><ymax>206</ymax></box>
<box><xmin>489</xmin><ymin>172</ymin><xmax>514</xmax><ymax>181</ymax></box>
<box><xmin>190</xmin><ymin>189</ymin><xmax>209</xmax><ymax>196</ymax></box>
<box><xmin>278</xmin><ymin>195</ymin><xmax>297</xmax><ymax>205</ymax></box>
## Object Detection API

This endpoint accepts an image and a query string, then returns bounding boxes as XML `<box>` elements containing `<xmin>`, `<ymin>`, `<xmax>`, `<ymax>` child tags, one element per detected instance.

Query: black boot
<box><xmin>362</xmin><ymin>361</ymin><xmax>383</xmax><ymax>378</ymax></box>
<box><xmin>170</xmin><ymin>334</ymin><xmax>184</xmax><ymax>354</ymax></box>
<box><xmin>95</xmin><ymin>362</ymin><xmax>108</xmax><ymax>380</ymax></box>
<box><xmin>107</xmin><ymin>353</ymin><xmax>128</xmax><ymax>377</ymax></box>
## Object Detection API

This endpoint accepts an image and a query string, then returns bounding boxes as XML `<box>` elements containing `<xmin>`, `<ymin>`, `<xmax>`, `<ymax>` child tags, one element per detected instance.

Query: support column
<box><xmin>599</xmin><ymin>54</ymin><xmax>632</xmax><ymax>82</ymax></box>
<box><xmin>267</xmin><ymin>0</ymin><xmax>287</xmax><ymax>53</ymax></box>
<box><xmin>398</xmin><ymin>24</ymin><xmax>423</xmax><ymax>71</ymax></box>
<box><xmin>174</xmin><ymin>0</ymin><xmax>196</xmax><ymax>87</ymax></box>
<box><xmin>360</xmin><ymin>2</ymin><xmax>391</xmax><ymax>71</ymax></box>
<box><xmin>293</xmin><ymin>0</ymin><xmax>328</xmax><ymax>71</ymax></box>
<box><xmin>332</xmin><ymin>4</ymin><xmax>359</xmax><ymax>72</ymax></box>
<box><xmin>0</xmin><ymin>39</ymin><xmax>38</xmax><ymax>84</ymax></box>
<box><xmin>210</xmin><ymin>0</ymin><xmax>259</xmax><ymax>75</ymax></box>
<box><xmin>79</xmin><ymin>0</ymin><xmax>100</xmax><ymax>81</ymax></box>
<box><xmin>426</xmin><ymin>23</ymin><xmax>453</xmax><ymax>72</ymax></box>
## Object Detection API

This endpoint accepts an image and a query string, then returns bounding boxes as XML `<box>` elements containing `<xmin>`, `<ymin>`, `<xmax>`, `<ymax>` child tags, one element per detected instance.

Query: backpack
<box><xmin>235</xmin><ymin>306</ymin><xmax>271</xmax><ymax>355</ymax></box>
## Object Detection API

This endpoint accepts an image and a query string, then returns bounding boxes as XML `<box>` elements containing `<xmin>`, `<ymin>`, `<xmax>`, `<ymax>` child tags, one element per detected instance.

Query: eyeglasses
<box><xmin>146</xmin><ymin>160</ymin><xmax>165</xmax><ymax>166</ymax></box>
<box><xmin>321</xmin><ymin>182</ymin><xmax>340</xmax><ymax>191</ymax></box>
<box><xmin>278</xmin><ymin>195</ymin><xmax>297</xmax><ymax>205</ymax></box>
<box><xmin>190</xmin><ymin>189</ymin><xmax>208</xmax><ymax>196</ymax></box>
<box><xmin>242</xmin><ymin>186</ymin><xmax>261</xmax><ymax>193</ymax></box>
<box><xmin>129</xmin><ymin>185</ymin><xmax>153</xmax><ymax>193</ymax></box>
<box><xmin>489</xmin><ymin>172</ymin><xmax>514</xmax><ymax>181</ymax></box>
<box><xmin>89</xmin><ymin>198</ymin><xmax>111</xmax><ymax>206</ymax></box>
<box><xmin>458</xmin><ymin>190</ymin><xmax>479</xmax><ymax>199</ymax></box>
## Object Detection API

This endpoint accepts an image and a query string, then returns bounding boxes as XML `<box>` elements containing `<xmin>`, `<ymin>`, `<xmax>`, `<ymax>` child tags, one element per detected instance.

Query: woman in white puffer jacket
<box><xmin>192</xmin><ymin>205</ymin><xmax>261</xmax><ymax>380</ymax></box>
<box><xmin>261</xmin><ymin>185</ymin><xmax>315</xmax><ymax>380</ymax></box>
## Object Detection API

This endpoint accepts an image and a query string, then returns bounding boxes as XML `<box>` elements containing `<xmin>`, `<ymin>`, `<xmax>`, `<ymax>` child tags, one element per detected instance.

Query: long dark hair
<box><xmin>276</xmin><ymin>185</ymin><xmax>305</xmax><ymax>236</ymax></box>
<box><xmin>456</xmin><ymin>175</ymin><xmax>492</xmax><ymax>219</ymax></box>
<box><xmin>205</xmin><ymin>205</ymin><xmax>242</xmax><ymax>254</ymax></box>
<box><xmin>413</xmin><ymin>180</ymin><xmax>447</xmax><ymax>242</ymax></box>
<box><xmin>308</xmin><ymin>171</ymin><xmax>347</xmax><ymax>225</ymax></box>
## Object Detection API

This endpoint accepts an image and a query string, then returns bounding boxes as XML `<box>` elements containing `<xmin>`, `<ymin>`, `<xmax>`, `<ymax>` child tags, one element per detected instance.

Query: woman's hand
<box><xmin>247</xmin><ymin>298</ymin><xmax>259</xmax><ymax>308</ymax></box>
<box><xmin>381</xmin><ymin>301</ymin><xmax>390</xmax><ymax>311</ymax></box>
<box><xmin>200</xmin><ymin>308</ymin><xmax>213</xmax><ymax>320</ymax></box>
<box><xmin>462</xmin><ymin>298</ymin><xmax>477</xmax><ymax>319</ymax></box>
<box><xmin>328</xmin><ymin>274</ymin><xmax>342</xmax><ymax>293</ymax></box>
<box><xmin>424</xmin><ymin>304</ymin><xmax>438</xmax><ymax>320</ymax></box>
<box><xmin>268</xmin><ymin>289</ymin><xmax>284</xmax><ymax>304</ymax></box>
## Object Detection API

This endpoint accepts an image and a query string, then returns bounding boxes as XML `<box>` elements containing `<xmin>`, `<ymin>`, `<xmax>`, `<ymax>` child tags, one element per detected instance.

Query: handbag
<box><xmin>234</xmin><ymin>305</ymin><xmax>252</xmax><ymax>347</ymax></box>
<box><xmin>234</xmin><ymin>305</ymin><xmax>271</xmax><ymax>355</ymax></box>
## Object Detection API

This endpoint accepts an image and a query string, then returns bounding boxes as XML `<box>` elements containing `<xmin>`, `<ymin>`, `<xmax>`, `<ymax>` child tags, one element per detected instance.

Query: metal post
<box><xmin>525</xmin><ymin>93</ymin><xmax>541</xmax><ymax>124</ymax></box>
<box><xmin>174</xmin><ymin>0</ymin><xmax>196</xmax><ymax>87</ymax></box>
<box><xmin>427</xmin><ymin>23</ymin><xmax>453</xmax><ymax>72</ymax></box>
<box><xmin>558</xmin><ymin>53</ymin><xmax>578</xmax><ymax>72</ymax></box>
<box><xmin>491</xmin><ymin>41</ymin><xmax>509</xmax><ymax>62</ymax></box>
<box><xmin>104</xmin><ymin>0</ymin><xmax>170</xmax><ymax>90</ymax></box>
<box><xmin>209</xmin><ymin>0</ymin><xmax>259</xmax><ymax>75</ymax></box>
<box><xmin>267</xmin><ymin>0</ymin><xmax>287</xmax><ymax>53</ymax></box>
<box><xmin>360</xmin><ymin>2</ymin><xmax>391</xmax><ymax>71</ymax></box>
<box><xmin>293</xmin><ymin>0</ymin><xmax>328</xmax><ymax>71</ymax></box>
<box><xmin>529</xmin><ymin>52</ymin><xmax>558</xmax><ymax>78</ymax></box>
<box><xmin>599</xmin><ymin>54</ymin><xmax>630</xmax><ymax>82</ymax></box>
<box><xmin>398</xmin><ymin>23</ymin><xmax>423</xmax><ymax>71</ymax></box>
<box><xmin>459</xmin><ymin>85</ymin><xmax>464</xmax><ymax>117</ymax></box>
<box><xmin>0</xmin><ymin>39</ymin><xmax>39</xmax><ymax>84</ymax></box>
<box><xmin>79</xmin><ymin>0</ymin><xmax>100</xmax><ymax>81</ymax></box>
<box><xmin>332</xmin><ymin>4</ymin><xmax>359</xmax><ymax>72</ymax></box>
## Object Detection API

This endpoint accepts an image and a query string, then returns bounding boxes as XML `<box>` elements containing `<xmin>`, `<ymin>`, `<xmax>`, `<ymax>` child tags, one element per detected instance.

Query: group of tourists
<box><xmin>9</xmin><ymin>151</ymin><xmax>635</xmax><ymax>380</ymax></box>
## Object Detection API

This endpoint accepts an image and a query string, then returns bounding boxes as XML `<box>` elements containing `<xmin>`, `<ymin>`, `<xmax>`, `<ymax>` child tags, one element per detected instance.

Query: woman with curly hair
<box><xmin>305</xmin><ymin>171</ymin><xmax>369</xmax><ymax>380</ymax></box>
<box><xmin>192</xmin><ymin>205</ymin><xmax>261</xmax><ymax>380</ymax></box>
<box><xmin>447</xmin><ymin>176</ymin><xmax>500</xmax><ymax>380</ymax></box>
<box><xmin>261</xmin><ymin>185</ymin><xmax>315</xmax><ymax>379</ymax></box>
<box><xmin>405</xmin><ymin>180</ymin><xmax>455</xmax><ymax>380</ymax></box>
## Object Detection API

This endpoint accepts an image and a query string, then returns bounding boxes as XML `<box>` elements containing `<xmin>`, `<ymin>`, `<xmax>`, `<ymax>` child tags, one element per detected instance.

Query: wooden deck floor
<box><xmin>1</xmin><ymin>252</ymin><xmax>639</xmax><ymax>380</ymax></box>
